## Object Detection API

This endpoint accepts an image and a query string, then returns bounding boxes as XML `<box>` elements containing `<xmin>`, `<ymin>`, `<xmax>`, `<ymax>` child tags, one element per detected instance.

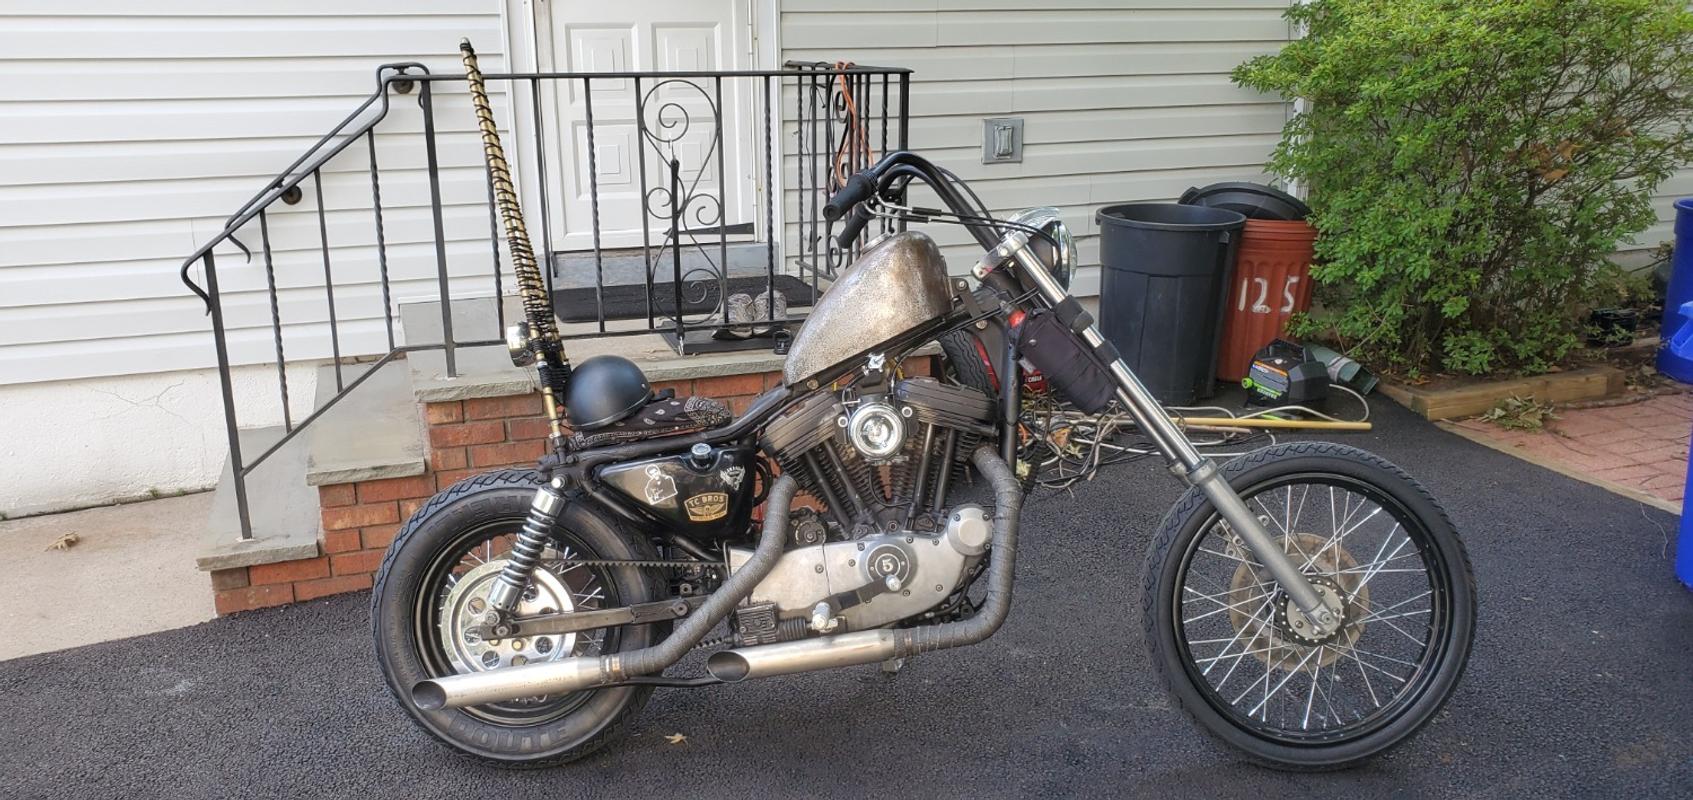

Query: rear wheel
<box><xmin>372</xmin><ymin>469</ymin><xmax>666</xmax><ymax>768</ymax></box>
<box><xmin>1142</xmin><ymin>442</ymin><xmax>1476</xmax><ymax>770</ymax></box>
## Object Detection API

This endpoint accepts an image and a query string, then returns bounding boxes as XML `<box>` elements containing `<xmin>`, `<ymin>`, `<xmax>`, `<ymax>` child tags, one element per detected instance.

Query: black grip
<box><xmin>822</xmin><ymin>172</ymin><xmax>876</xmax><ymax>221</ymax></box>
<box><xmin>834</xmin><ymin>205</ymin><xmax>873</xmax><ymax>248</ymax></box>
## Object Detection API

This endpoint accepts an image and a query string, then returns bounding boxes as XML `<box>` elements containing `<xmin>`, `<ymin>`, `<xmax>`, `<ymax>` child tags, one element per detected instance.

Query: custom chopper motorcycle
<box><xmin>371</xmin><ymin>43</ymin><xmax>1476</xmax><ymax>771</ymax></box>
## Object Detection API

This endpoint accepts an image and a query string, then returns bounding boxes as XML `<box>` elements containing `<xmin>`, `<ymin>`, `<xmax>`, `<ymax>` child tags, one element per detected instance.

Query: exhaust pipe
<box><xmin>707</xmin><ymin>629</ymin><xmax>899</xmax><ymax>682</ymax></box>
<box><xmin>412</xmin><ymin>475</ymin><xmax>800</xmax><ymax>711</ymax></box>
<box><xmin>707</xmin><ymin>447</ymin><xmax>1021</xmax><ymax>683</ymax></box>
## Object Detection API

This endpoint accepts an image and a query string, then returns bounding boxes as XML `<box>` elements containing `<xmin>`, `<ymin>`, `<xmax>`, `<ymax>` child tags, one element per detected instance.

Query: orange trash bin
<box><xmin>1216</xmin><ymin>219</ymin><xmax>1318</xmax><ymax>381</ymax></box>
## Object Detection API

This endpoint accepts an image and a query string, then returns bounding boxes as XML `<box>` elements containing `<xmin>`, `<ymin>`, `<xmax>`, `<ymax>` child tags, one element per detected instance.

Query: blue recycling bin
<box><xmin>1660</xmin><ymin>198</ymin><xmax>1693</xmax><ymax>383</ymax></box>
<box><xmin>1677</xmin><ymin>305</ymin><xmax>1693</xmax><ymax>589</ymax></box>
<box><xmin>1680</xmin><ymin>434</ymin><xmax>1693</xmax><ymax>589</ymax></box>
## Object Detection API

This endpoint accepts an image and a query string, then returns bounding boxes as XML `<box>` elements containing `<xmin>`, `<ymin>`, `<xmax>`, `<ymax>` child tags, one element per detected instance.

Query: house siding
<box><xmin>0</xmin><ymin>1</ymin><xmax>509</xmax><ymax>386</ymax></box>
<box><xmin>779</xmin><ymin>1</ymin><xmax>1299</xmax><ymax>292</ymax></box>
<box><xmin>778</xmin><ymin>1</ymin><xmax>1685</xmax><ymax>288</ymax></box>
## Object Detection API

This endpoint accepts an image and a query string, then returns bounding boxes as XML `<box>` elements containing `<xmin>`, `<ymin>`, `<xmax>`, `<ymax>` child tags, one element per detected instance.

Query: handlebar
<box><xmin>823</xmin><ymin>151</ymin><xmax>1000</xmax><ymax>250</ymax></box>
<box><xmin>822</xmin><ymin>173</ymin><xmax>875</xmax><ymax>222</ymax></box>
<box><xmin>833</xmin><ymin>205</ymin><xmax>874</xmax><ymax>249</ymax></box>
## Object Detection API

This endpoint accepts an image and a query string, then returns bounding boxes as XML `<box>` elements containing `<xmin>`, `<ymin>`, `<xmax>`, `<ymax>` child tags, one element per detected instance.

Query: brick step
<box><xmin>197</xmin><ymin>359</ymin><xmax>426</xmax><ymax>614</ymax></box>
<box><xmin>194</xmin><ymin>425</ymin><xmax>324</xmax><ymax>615</ymax></box>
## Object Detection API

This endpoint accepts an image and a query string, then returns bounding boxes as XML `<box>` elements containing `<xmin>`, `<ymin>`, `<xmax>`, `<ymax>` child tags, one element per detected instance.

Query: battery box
<box><xmin>1242</xmin><ymin>339</ymin><xmax>1330</xmax><ymax>407</ymax></box>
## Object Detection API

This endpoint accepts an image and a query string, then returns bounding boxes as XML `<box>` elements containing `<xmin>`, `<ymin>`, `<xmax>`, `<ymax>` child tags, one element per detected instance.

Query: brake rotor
<box><xmin>438</xmin><ymin>560</ymin><xmax>577</xmax><ymax>678</ymax></box>
<box><xmin>1226</xmin><ymin>532</ymin><xmax>1370</xmax><ymax>670</ymax></box>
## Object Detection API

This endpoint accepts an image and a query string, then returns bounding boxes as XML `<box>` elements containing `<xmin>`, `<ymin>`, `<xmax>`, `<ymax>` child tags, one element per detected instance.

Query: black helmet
<box><xmin>562</xmin><ymin>355</ymin><xmax>652</xmax><ymax>430</ymax></box>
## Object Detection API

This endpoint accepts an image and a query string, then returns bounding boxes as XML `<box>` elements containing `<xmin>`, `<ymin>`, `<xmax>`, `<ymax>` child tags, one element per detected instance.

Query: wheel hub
<box><xmin>439</xmin><ymin>560</ymin><xmax>576</xmax><ymax>677</ymax></box>
<box><xmin>1272</xmin><ymin>578</ymin><xmax>1347</xmax><ymax>646</ymax></box>
<box><xmin>1227</xmin><ymin>532</ymin><xmax>1371</xmax><ymax>670</ymax></box>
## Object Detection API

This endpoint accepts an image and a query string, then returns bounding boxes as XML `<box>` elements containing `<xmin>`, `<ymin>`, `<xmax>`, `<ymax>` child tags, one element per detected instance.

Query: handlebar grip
<box><xmin>834</xmin><ymin>205</ymin><xmax>874</xmax><ymax>248</ymax></box>
<box><xmin>822</xmin><ymin>172</ymin><xmax>876</xmax><ymax>221</ymax></box>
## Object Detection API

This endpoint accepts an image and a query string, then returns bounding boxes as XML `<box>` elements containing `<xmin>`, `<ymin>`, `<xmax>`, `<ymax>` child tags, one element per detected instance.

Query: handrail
<box><xmin>178</xmin><ymin>62</ymin><xmax>430</xmax><ymax>311</ymax></box>
<box><xmin>181</xmin><ymin>58</ymin><xmax>910</xmax><ymax>540</ymax></box>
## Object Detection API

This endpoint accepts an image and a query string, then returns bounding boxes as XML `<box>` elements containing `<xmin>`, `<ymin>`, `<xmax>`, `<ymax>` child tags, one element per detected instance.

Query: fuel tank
<box><xmin>783</xmin><ymin>231</ymin><xmax>953</xmax><ymax>385</ymax></box>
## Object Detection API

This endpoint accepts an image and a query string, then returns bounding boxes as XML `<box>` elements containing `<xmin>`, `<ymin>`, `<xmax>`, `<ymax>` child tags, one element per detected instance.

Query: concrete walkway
<box><xmin>0</xmin><ymin>493</ymin><xmax>215</xmax><ymax>660</ymax></box>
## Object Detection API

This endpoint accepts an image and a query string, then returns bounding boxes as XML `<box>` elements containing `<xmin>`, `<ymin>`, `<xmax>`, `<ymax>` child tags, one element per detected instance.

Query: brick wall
<box><xmin>209</xmin><ymin>358</ymin><xmax>936</xmax><ymax>615</ymax></box>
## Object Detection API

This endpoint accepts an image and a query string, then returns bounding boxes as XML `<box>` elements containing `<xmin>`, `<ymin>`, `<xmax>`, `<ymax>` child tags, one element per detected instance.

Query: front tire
<box><xmin>372</xmin><ymin>469</ymin><xmax>666</xmax><ymax>768</ymax></box>
<box><xmin>1141</xmin><ymin>442</ymin><xmax>1476</xmax><ymax>770</ymax></box>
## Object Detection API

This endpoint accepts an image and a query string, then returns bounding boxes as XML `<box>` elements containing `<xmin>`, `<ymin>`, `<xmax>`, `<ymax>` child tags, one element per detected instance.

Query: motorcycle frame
<box><xmin>454</xmin><ymin>44</ymin><xmax>1338</xmax><ymax>627</ymax></box>
<box><xmin>522</xmin><ymin>223</ymin><xmax>1338</xmax><ymax>635</ymax></box>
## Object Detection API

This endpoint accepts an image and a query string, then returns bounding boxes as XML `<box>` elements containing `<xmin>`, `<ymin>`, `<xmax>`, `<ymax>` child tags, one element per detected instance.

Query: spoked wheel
<box><xmin>372</xmin><ymin>469</ymin><xmax>666</xmax><ymax>768</ymax></box>
<box><xmin>418</xmin><ymin>522</ymin><xmax>613</xmax><ymax>726</ymax></box>
<box><xmin>1142</xmin><ymin>443</ymin><xmax>1475</xmax><ymax>770</ymax></box>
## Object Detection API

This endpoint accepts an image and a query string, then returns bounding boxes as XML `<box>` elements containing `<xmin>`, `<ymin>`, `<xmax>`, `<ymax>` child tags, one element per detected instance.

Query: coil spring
<box><xmin>489</xmin><ymin>484</ymin><xmax>564</xmax><ymax>610</ymax></box>
<box><xmin>460</xmin><ymin>41</ymin><xmax>557</xmax><ymax>342</ymax></box>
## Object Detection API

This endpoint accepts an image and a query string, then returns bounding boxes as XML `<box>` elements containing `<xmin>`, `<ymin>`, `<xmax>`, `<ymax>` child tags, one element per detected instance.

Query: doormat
<box><xmin>554</xmin><ymin>275</ymin><xmax>821</xmax><ymax>323</ymax></box>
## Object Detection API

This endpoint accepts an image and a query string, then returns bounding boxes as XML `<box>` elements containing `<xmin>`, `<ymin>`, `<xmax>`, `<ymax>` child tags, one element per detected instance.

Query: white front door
<box><xmin>534</xmin><ymin>0</ymin><xmax>761</xmax><ymax>253</ymax></box>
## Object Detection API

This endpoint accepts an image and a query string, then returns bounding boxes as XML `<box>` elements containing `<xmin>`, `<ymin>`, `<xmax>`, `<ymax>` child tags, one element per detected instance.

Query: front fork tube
<box><xmin>1004</xmin><ymin>248</ymin><xmax>1337</xmax><ymax>631</ymax></box>
<box><xmin>484</xmin><ymin>477</ymin><xmax>570</xmax><ymax>617</ymax></box>
<box><xmin>997</xmin><ymin>318</ymin><xmax>1022</xmax><ymax>467</ymax></box>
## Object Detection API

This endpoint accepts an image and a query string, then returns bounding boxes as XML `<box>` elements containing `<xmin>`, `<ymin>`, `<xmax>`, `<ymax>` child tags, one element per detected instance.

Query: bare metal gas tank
<box><xmin>783</xmin><ymin>232</ymin><xmax>952</xmax><ymax>385</ymax></box>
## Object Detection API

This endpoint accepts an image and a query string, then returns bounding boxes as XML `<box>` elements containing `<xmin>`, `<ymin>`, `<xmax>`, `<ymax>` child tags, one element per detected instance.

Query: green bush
<box><xmin>1235</xmin><ymin>0</ymin><xmax>1693</xmax><ymax>376</ymax></box>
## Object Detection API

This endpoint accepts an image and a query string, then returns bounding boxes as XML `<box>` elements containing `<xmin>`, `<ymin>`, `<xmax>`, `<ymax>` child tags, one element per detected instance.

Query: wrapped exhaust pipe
<box><xmin>412</xmin><ymin>475</ymin><xmax>799</xmax><ymax>711</ymax></box>
<box><xmin>706</xmin><ymin>447</ymin><xmax>1021</xmax><ymax>683</ymax></box>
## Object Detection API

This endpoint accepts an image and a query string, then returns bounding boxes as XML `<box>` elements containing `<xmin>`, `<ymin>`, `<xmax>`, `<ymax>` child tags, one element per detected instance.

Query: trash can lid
<box><xmin>1179</xmin><ymin>181</ymin><xmax>1312</xmax><ymax>222</ymax></box>
<box><xmin>1096</xmin><ymin>202</ymin><xmax>1246</xmax><ymax>232</ymax></box>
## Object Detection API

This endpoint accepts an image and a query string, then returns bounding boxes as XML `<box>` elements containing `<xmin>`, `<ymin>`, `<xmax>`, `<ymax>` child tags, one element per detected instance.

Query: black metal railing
<box><xmin>180</xmin><ymin>60</ymin><xmax>910</xmax><ymax>540</ymax></box>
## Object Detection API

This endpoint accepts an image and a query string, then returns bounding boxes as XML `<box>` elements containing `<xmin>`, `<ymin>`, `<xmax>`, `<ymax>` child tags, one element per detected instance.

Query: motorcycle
<box><xmin>370</xmin><ymin>43</ymin><xmax>1476</xmax><ymax>771</ymax></box>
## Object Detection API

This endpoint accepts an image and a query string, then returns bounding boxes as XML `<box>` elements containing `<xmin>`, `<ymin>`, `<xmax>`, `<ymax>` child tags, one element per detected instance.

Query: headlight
<box><xmin>505</xmin><ymin>321</ymin><xmax>536</xmax><ymax>367</ymax></box>
<box><xmin>1005</xmin><ymin>207</ymin><xmax>1077</xmax><ymax>289</ymax></box>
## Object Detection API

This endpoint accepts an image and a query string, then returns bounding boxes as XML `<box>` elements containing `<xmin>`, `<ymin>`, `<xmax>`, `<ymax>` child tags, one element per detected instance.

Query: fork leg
<box><xmin>1004</xmin><ymin>244</ymin><xmax>1338</xmax><ymax>631</ymax></box>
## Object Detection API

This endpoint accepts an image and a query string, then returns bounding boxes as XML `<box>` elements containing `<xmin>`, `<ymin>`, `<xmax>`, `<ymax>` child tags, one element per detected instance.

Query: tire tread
<box><xmin>370</xmin><ymin>468</ymin><xmax>658</xmax><ymax>769</ymax></box>
<box><xmin>1139</xmin><ymin>442</ymin><xmax>1476</xmax><ymax>772</ymax></box>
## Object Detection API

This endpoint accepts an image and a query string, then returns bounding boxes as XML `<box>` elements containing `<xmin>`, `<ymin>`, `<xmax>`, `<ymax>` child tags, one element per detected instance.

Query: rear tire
<box><xmin>940</xmin><ymin>329</ymin><xmax>998</xmax><ymax>398</ymax></box>
<box><xmin>1141</xmin><ymin>443</ymin><xmax>1476</xmax><ymax>770</ymax></box>
<box><xmin>372</xmin><ymin>468</ymin><xmax>666</xmax><ymax>768</ymax></box>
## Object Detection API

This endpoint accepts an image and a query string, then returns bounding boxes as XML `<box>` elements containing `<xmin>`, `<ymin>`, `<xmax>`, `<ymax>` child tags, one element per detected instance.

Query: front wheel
<box><xmin>1142</xmin><ymin>442</ymin><xmax>1476</xmax><ymax>770</ymax></box>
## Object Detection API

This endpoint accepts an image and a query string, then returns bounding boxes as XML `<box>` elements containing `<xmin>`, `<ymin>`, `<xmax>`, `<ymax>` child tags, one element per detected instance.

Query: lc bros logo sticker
<box><xmin>684</xmin><ymin>492</ymin><xmax>730</xmax><ymax>522</ymax></box>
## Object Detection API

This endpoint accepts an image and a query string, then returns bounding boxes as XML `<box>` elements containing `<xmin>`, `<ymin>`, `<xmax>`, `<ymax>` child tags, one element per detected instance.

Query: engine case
<box><xmin>726</xmin><ymin>505</ymin><xmax>990</xmax><ymax>631</ymax></box>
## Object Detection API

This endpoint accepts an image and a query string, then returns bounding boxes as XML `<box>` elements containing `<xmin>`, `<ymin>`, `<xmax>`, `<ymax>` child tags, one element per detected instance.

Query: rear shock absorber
<box><xmin>483</xmin><ymin>477</ymin><xmax>569</xmax><ymax>621</ymax></box>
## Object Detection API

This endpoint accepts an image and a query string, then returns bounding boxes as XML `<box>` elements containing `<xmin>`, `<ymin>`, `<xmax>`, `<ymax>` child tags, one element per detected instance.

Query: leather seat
<box><xmin>566</xmin><ymin>392</ymin><xmax>731</xmax><ymax>449</ymax></box>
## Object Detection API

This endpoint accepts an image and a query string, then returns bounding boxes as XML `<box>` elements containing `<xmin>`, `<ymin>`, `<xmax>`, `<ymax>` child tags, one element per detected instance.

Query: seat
<box><xmin>566</xmin><ymin>392</ymin><xmax>731</xmax><ymax>449</ymax></box>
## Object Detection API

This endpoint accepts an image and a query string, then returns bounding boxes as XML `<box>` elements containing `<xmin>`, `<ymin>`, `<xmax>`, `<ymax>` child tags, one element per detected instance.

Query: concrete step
<box><xmin>404</xmin><ymin>338</ymin><xmax>793</xmax><ymax>403</ymax></box>
<box><xmin>303</xmin><ymin>360</ymin><xmax>426</xmax><ymax>486</ymax></box>
<box><xmin>550</xmin><ymin>242</ymin><xmax>785</xmax><ymax>289</ymax></box>
<box><xmin>195</xmin><ymin>426</ymin><xmax>320</xmax><ymax>572</ymax></box>
<box><xmin>398</xmin><ymin>295</ymin><xmax>793</xmax><ymax>402</ymax></box>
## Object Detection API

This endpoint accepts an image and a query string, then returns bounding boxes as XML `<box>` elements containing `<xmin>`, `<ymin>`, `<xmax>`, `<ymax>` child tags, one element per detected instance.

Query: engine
<box><xmin>724</xmin><ymin>377</ymin><xmax>997</xmax><ymax>643</ymax></box>
<box><xmin>761</xmin><ymin>376</ymin><xmax>996</xmax><ymax>537</ymax></box>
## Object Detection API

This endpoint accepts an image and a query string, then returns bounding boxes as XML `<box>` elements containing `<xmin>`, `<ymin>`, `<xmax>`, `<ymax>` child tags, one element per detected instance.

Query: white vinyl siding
<box><xmin>0</xmin><ymin>1</ymin><xmax>509</xmax><ymax>385</ymax></box>
<box><xmin>779</xmin><ymin>1</ymin><xmax>1685</xmax><ymax>285</ymax></box>
<box><xmin>779</xmin><ymin>2</ymin><xmax>1298</xmax><ymax>288</ymax></box>
<box><xmin>1640</xmin><ymin>172</ymin><xmax>1691</xmax><ymax>252</ymax></box>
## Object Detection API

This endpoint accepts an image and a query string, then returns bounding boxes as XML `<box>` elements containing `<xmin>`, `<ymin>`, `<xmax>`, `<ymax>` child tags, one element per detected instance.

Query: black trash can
<box><xmin>1095</xmin><ymin>203</ymin><xmax>1246</xmax><ymax>405</ymax></box>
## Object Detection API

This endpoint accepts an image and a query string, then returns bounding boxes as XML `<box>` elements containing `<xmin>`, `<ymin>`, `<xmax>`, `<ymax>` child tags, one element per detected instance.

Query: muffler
<box><xmin>707</xmin><ymin>447</ymin><xmax>1021</xmax><ymax>683</ymax></box>
<box><xmin>706</xmin><ymin>630</ymin><xmax>898</xmax><ymax>682</ymax></box>
<box><xmin>412</xmin><ymin>474</ymin><xmax>799</xmax><ymax>711</ymax></box>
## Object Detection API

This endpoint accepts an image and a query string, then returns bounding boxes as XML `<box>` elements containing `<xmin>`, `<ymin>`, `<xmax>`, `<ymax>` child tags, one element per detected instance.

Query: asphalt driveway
<box><xmin>2</xmin><ymin>400</ymin><xmax>1689</xmax><ymax>799</ymax></box>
